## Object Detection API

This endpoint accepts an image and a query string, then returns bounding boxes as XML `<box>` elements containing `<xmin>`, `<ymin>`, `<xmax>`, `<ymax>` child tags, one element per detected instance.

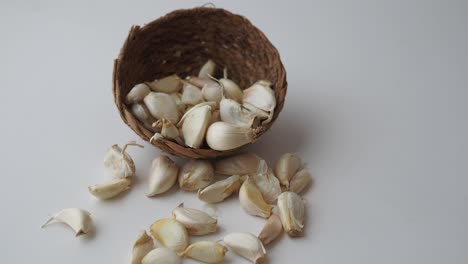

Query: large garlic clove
<box><xmin>130</xmin><ymin>231</ymin><xmax>154</xmax><ymax>264</ymax></box>
<box><xmin>147</xmin><ymin>74</ymin><xmax>182</xmax><ymax>93</ymax></box>
<box><xmin>150</xmin><ymin>218</ymin><xmax>189</xmax><ymax>254</ymax></box>
<box><xmin>220</xmin><ymin>97</ymin><xmax>257</xmax><ymax>127</ymax></box>
<box><xmin>170</xmin><ymin>93</ymin><xmax>186</xmax><ymax>113</ymax></box>
<box><xmin>126</xmin><ymin>83</ymin><xmax>151</xmax><ymax>104</ymax></box>
<box><xmin>172</xmin><ymin>203</ymin><xmax>217</xmax><ymax>235</ymax></box>
<box><xmin>239</xmin><ymin>177</ymin><xmax>273</xmax><ymax>218</ymax></box>
<box><xmin>277</xmin><ymin>192</ymin><xmax>305</xmax><ymax>237</ymax></box>
<box><xmin>223</xmin><ymin>232</ymin><xmax>266</xmax><ymax>264</ymax></box>
<box><xmin>41</xmin><ymin>208</ymin><xmax>92</xmax><ymax>236</ymax></box>
<box><xmin>130</xmin><ymin>103</ymin><xmax>158</xmax><ymax>132</ymax></box>
<box><xmin>181</xmin><ymin>82</ymin><xmax>204</xmax><ymax>106</ymax></box>
<box><xmin>147</xmin><ymin>156</ymin><xmax>179</xmax><ymax>196</ymax></box>
<box><xmin>144</xmin><ymin>92</ymin><xmax>180</xmax><ymax>124</ymax></box>
<box><xmin>258</xmin><ymin>214</ymin><xmax>283</xmax><ymax>245</ymax></box>
<box><xmin>198</xmin><ymin>59</ymin><xmax>216</xmax><ymax>79</ymax></box>
<box><xmin>289</xmin><ymin>168</ymin><xmax>312</xmax><ymax>194</ymax></box>
<box><xmin>243</xmin><ymin>80</ymin><xmax>276</xmax><ymax>122</ymax></box>
<box><xmin>180</xmin><ymin>104</ymin><xmax>212</xmax><ymax>148</ymax></box>
<box><xmin>202</xmin><ymin>82</ymin><xmax>223</xmax><ymax>104</ymax></box>
<box><xmin>103</xmin><ymin>141</ymin><xmax>143</xmax><ymax>178</ymax></box>
<box><xmin>220</xmin><ymin>79</ymin><xmax>243</xmax><ymax>103</ymax></box>
<box><xmin>274</xmin><ymin>153</ymin><xmax>302</xmax><ymax>187</ymax></box>
<box><xmin>178</xmin><ymin>160</ymin><xmax>214</xmax><ymax>191</ymax></box>
<box><xmin>206</xmin><ymin>122</ymin><xmax>258</xmax><ymax>151</ymax></box>
<box><xmin>153</xmin><ymin>119</ymin><xmax>184</xmax><ymax>145</ymax></box>
<box><xmin>141</xmin><ymin>247</ymin><xmax>181</xmax><ymax>264</ymax></box>
<box><xmin>181</xmin><ymin>241</ymin><xmax>227</xmax><ymax>263</ymax></box>
<box><xmin>214</xmin><ymin>153</ymin><xmax>261</xmax><ymax>176</ymax></box>
<box><xmin>88</xmin><ymin>177</ymin><xmax>131</xmax><ymax>200</ymax></box>
<box><xmin>252</xmin><ymin>160</ymin><xmax>281</xmax><ymax>204</ymax></box>
<box><xmin>198</xmin><ymin>175</ymin><xmax>243</xmax><ymax>203</ymax></box>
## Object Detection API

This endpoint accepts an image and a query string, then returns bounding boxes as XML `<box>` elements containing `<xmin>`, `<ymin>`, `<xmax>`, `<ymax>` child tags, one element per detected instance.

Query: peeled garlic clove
<box><xmin>243</xmin><ymin>81</ymin><xmax>276</xmax><ymax>122</ymax></box>
<box><xmin>220</xmin><ymin>97</ymin><xmax>257</xmax><ymax>127</ymax></box>
<box><xmin>289</xmin><ymin>168</ymin><xmax>312</xmax><ymax>194</ymax></box>
<box><xmin>172</xmin><ymin>203</ymin><xmax>217</xmax><ymax>235</ymax></box>
<box><xmin>131</xmin><ymin>103</ymin><xmax>158</xmax><ymax>132</ymax></box>
<box><xmin>126</xmin><ymin>83</ymin><xmax>151</xmax><ymax>104</ymax></box>
<box><xmin>220</xmin><ymin>79</ymin><xmax>243</xmax><ymax>103</ymax></box>
<box><xmin>198</xmin><ymin>59</ymin><xmax>216</xmax><ymax>79</ymax></box>
<box><xmin>181</xmin><ymin>82</ymin><xmax>204</xmax><ymax>105</ymax></box>
<box><xmin>147</xmin><ymin>156</ymin><xmax>179</xmax><ymax>196</ymax></box>
<box><xmin>202</xmin><ymin>83</ymin><xmax>223</xmax><ymax>103</ymax></box>
<box><xmin>198</xmin><ymin>175</ymin><xmax>242</xmax><ymax>203</ymax></box>
<box><xmin>223</xmin><ymin>232</ymin><xmax>266</xmax><ymax>264</ymax></box>
<box><xmin>142</xmin><ymin>247</ymin><xmax>181</xmax><ymax>264</ymax></box>
<box><xmin>252</xmin><ymin>160</ymin><xmax>281</xmax><ymax>204</ymax></box>
<box><xmin>182</xmin><ymin>241</ymin><xmax>227</xmax><ymax>263</ymax></box>
<box><xmin>239</xmin><ymin>177</ymin><xmax>273</xmax><ymax>218</ymax></box>
<box><xmin>171</xmin><ymin>93</ymin><xmax>186</xmax><ymax>113</ymax></box>
<box><xmin>178</xmin><ymin>160</ymin><xmax>214</xmax><ymax>191</ymax></box>
<box><xmin>214</xmin><ymin>153</ymin><xmax>261</xmax><ymax>176</ymax></box>
<box><xmin>206</xmin><ymin>122</ymin><xmax>258</xmax><ymax>151</ymax></box>
<box><xmin>131</xmin><ymin>231</ymin><xmax>154</xmax><ymax>264</ymax></box>
<box><xmin>181</xmin><ymin>104</ymin><xmax>212</xmax><ymax>148</ymax></box>
<box><xmin>277</xmin><ymin>192</ymin><xmax>305</xmax><ymax>237</ymax></box>
<box><xmin>88</xmin><ymin>177</ymin><xmax>131</xmax><ymax>200</ymax></box>
<box><xmin>258</xmin><ymin>214</ymin><xmax>283</xmax><ymax>245</ymax></box>
<box><xmin>144</xmin><ymin>92</ymin><xmax>180</xmax><ymax>124</ymax></box>
<box><xmin>186</xmin><ymin>76</ymin><xmax>218</xmax><ymax>88</ymax></box>
<box><xmin>103</xmin><ymin>141</ymin><xmax>143</xmax><ymax>178</ymax></box>
<box><xmin>147</xmin><ymin>74</ymin><xmax>182</xmax><ymax>93</ymax></box>
<box><xmin>150</xmin><ymin>218</ymin><xmax>189</xmax><ymax>254</ymax></box>
<box><xmin>154</xmin><ymin>119</ymin><xmax>184</xmax><ymax>145</ymax></box>
<box><xmin>177</xmin><ymin>101</ymin><xmax>217</xmax><ymax>127</ymax></box>
<box><xmin>274</xmin><ymin>153</ymin><xmax>302</xmax><ymax>187</ymax></box>
<box><xmin>41</xmin><ymin>208</ymin><xmax>92</xmax><ymax>236</ymax></box>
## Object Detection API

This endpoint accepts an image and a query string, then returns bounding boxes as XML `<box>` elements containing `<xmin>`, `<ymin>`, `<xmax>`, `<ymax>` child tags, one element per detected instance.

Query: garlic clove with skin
<box><xmin>147</xmin><ymin>156</ymin><xmax>179</xmax><ymax>196</ymax></box>
<box><xmin>103</xmin><ymin>141</ymin><xmax>144</xmax><ymax>178</ymax></box>
<box><xmin>252</xmin><ymin>160</ymin><xmax>281</xmax><ymax>204</ymax></box>
<box><xmin>277</xmin><ymin>191</ymin><xmax>305</xmax><ymax>237</ymax></box>
<box><xmin>198</xmin><ymin>59</ymin><xmax>216</xmax><ymax>79</ymax></box>
<box><xmin>126</xmin><ymin>83</ymin><xmax>151</xmax><ymax>104</ymax></box>
<box><xmin>220</xmin><ymin>97</ymin><xmax>257</xmax><ymax>127</ymax></box>
<box><xmin>206</xmin><ymin>122</ymin><xmax>260</xmax><ymax>151</ymax></box>
<box><xmin>181</xmin><ymin>241</ymin><xmax>227</xmax><ymax>263</ymax></box>
<box><xmin>214</xmin><ymin>153</ymin><xmax>261</xmax><ymax>176</ymax></box>
<box><xmin>186</xmin><ymin>76</ymin><xmax>218</xmax><ymax>88</ymax></box>
<box><xmin>274</xmin><ymin>153</ymin><xmax>302</xmax><ymax>187</ymax></box>
<box><xmin>150</xmin><ymin>218</ymin><xmax>189</xmax><ymax>254</ymax></box>
<box><xmin>144</xmin><ymin>92</ymin><xmax>180</xmax><ymax>124</ymax></box>
<box><xmin>147</xmin><ymin>74</ymin><xmax>182</xmax><ymax>93</ymax></box>
<box><xmin>258</xmin><ymin>214</ymin><xmax>283</xmax><ymax>245</ymax></box>
<box><xmin>220</xmin><ymin>79</ymin><xmax>243</xmax><ymax>103</ymax></box>
<box><xmin>181</xmin><ymin>82</ymin><xmax>204</xmax><ymax>106</ymax></box>
<box><xmin>239</xmin><ymin>177</ymin><xmax>273</xmax><ymax>218</ymax></box>
<box><xmin>180</xmin><ymin>104</ymin><xmax>212</xmax><ymax>148</ymax></box>
<box><xmin>172</xmin><ymin>203</ymin><xmax>217</xmax><ymax>235</ymax></box>
<box><xmin>198</xmin><ymin>175</ymin><xmax>243</xmax><ymax>203</ymax></box>
<box><xmin>142</xmin><ymin>247</ymin><xmax>181</xmax><ymax>264</ymax></box>
<box><xmin>289</xmin><ymin>168</ymin><xmax>312</xmax><ymax>194</ymax></box>
<box><xmin>242</xmin><ymin>80</ymin><xmax>276</xmax><ymax>123</ymax></box>
<box><xmin>178</xmin><ymin>160</ymin><xmax>214</xmax><ymax>191</ymax></box>
<box><xmin>201</xmin><ymin>82</ymin><xmax>223</xmax><ymax>103</ymax></box>
<box><xmin>153</xmin><ymin>119</ymin><xmax>184</xmax><ymax>145</ymax></box>
<box><xmin>130</xmin><ymin>103</ymin><xmax>158</xmax><ymax>132</ymax></box>
<box><xmin>223</xmin><ymin>232</ymin><xmax>266</xmax><ymax>264</ymax></box>
<box><xmin>170</xmin><ymin>93</ymin><xmax>186</xmax><ymax>113</ymax></box>
<box><xmin>88</xmin><ymin>177</ymin><xmax>131</xmax><ymax>200</ymax></box>
<box><xmin>130</xmin><ymin>231</ymin><xmax>154</xmax><ymax>264</ymax></box>
<box><xmin>41</xmin><ymin>208</ymin><xmax>92</xmax><ymax>236</ymax></box>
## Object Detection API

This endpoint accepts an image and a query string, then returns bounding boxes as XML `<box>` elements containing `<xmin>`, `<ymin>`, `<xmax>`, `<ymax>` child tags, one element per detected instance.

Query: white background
<box><xmin>1</xmin><ymin>0</ymin><xmax>467</xmax><ymax>263</ymax></box>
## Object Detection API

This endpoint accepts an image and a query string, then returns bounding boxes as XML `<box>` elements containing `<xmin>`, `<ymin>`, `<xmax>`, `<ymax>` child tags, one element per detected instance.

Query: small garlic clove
<box><xmin>274</xmin><ymin>153</ymin><xmax>302</xmax><ymax>187</ymax></box>
<box><xmin>126</xmin><ymin>83</ymin><xmax>151</xmax><ymax>104</ymax></box>
<box><xmin>147</xmin><ymin>74</ymin><xmax>182</xmax><ymax>93</ymax></box>
<box><xmin>172</xmin><ymin>203</ymin><xmax>217</xmax><ymax>235</ymax></box>
<box><xmin>220</xmin><ymin>97</ymin><xmax>257</xmax><ymax>127</ymax></box>
<box><xmin>242</xmin><ymin>81</ymin><xmax>276</xmax><ymax>122</ymax></box>
<box><xmin>242</xmin><ymin>102</ymin><xmax>270</xmax><ymax>123</ymax></box>
<box><xmin>130</xmin><ymin>103</ymin><xmax>158</xmax><ymax>132</ymax></box>
<box><xmin>142</xmin><ymin>247</ymin><xmax>181</xmax><ymax>264</ymax></box>
<box><xmin>154</xmin><ymin>119</ymin><xmax>184</xmax><ymax>145</ymax></box>
<box><xmin>103</xmin><ymin>141</ymin><xmax>144</xmax><ymax>178</ymax></box>
<box><xmin>147</xmin><ymin>156</ymin><xmax>179</xmax><ymax>196</ymax></box>
<box><xmin>289</xmin><ymin>168</ymin><xmax>312</xmax><ymax>194</ymax></box>
<box><xmin>198</xmin><ymin>175</ymin><xmax>242</xmax><ymax>203</ymax></box>
<box><xmin>220</xmin><ymin>79</ymin><xmax>243</xmax><ymax>103</ymax></box>
<box><xmin>181</xmin><ymin>104</ymin><xmax>212</xmax><ymax>148</ymax></box>
<box><xmin>201</xmin><ymin>83</ymin><xmax>223</xmax><ymax>103</ymax></box>
<box><xmin>252</xmin><ymin>160</ymin><xmax>281</xmax><ymax>204</ymax></box>
<box><xmin>181</xmin><ymin>82</ymin><xmax>204</xmax><ymax>106</ymax></box>
<box><xmin>214</xmin><ymin>153</ymin><xmax>261</xmax><ymax>176</ymax></box>
<box><xmin>88</xmin><ymin>177</ymin><xmax>131</xmax><ymax>200</ymax></box>
<box><xmin>41</xmin><ymin>208</ymin><xmax>92</xmax><ymax>236</ymax></box>
<box><xmin>277</xmin><ymin>192</ymin><xmax>305</xmax><ymax>237</ymax></box>
<box><xmin>150</xmin><ymin>218</ymin><xmax>189</xmax><ymax>254</ymax></box>
<box><xmin>170</xmin><ymin>93</ymin><xmax>186</xmax><ymax>113</ymax></box>
<box><xmin>130</xmin><ymin>231</ymin><xmax>154</xmax><ymax>264</ymax></box>
<box><xmin>239</xmin><ymin>177</ymin><xmax>273</xmax><ymax>218</ymax></box>
<box><xmin>206</xmin><ymin>122</ymin><xmax>258</xmax><ymax>151</ymax></box>
<box><xmin>186</xmin><ymin>76</ymin><xmax>218</xmax><ymax>88</ymax></box>
<box><xmin>223</xmin><ymin>232</ymin><xmax>266</xmax><ymax>264</ymax></box>
<box><xmin>181</xmin><ymin>241</ymin><xmax>227</xmax><ymax>263</ymax></box>
<box><xmin>178</xmin><ymin>160</ymin><xmax>214</xmax><ymax>191</ymax></box>
<box><xmin>198</xmin><ymin>59</ymin><xmax>216</xmax><ymax>79</ymax></box>
<box><xmin>258</xmin><ymin>214</ymin><xmax>283</xmax><ymax>245</ymax></box>
<box><xmin>144</xmin><ymin>92</ymin><xmax>180</xmax><ymax>124</ymax></box>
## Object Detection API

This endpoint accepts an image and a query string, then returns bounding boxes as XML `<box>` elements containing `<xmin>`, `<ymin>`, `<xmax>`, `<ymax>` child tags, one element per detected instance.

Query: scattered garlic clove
<box><xmin>220</xmin><ymin>97</ymin><xmax>257</xmax><ymax>127</ymax></box>
<box><xmin>214</xmin><ymin>153</ymin><xmax>261</xmax><ymax>176</ymax></box>
<box><xmin>172</xmin><ymin>203</ymin><xmax>217</xmax><ymax>235</ymax></box>
<box><xmin>181</xmin><ymin>241</ymin><xmax>227</xmax><ymax>263</ymax></box>
<box><xmin>289</xmin><ymin>168</ymin><xmax>312</xmax><ymax>194</ymax></box>
<box><xmin>142</xmin><ymin>247</ymin><xmax>181</xmax><ymax>264</ymax></box>
<box><xmin>239</xmin><ymin>177</ymin><xmax>273</xmax><ymax>218</ymax></box>
<box><xmin>201</xmin><ymin>83</ymin><xmax>223</xmax><ymax>103</ymax></box>
<box><xmin>126</xmin><ymin>83</ymin><xmax>151</xmax><ymax>104</ymax></box>
<box><xmin>147</xmin><ymin>74</ymin><xmax>182</xmax><ymax>93</ymax></box>
<box><xmin>186</xmin><ymin>76</ymin><xmax>218</xmax><ymax>88</ymax></box>
<box><xmin>171</xmin><ymin>93</ymin><xmax>186</xmax><ymax>113</ymax></box>
<box><xmin>130</xmin><ymin>103</ymin><xmax>158</xmax><ymax>132</ymax></box>
<box><xmin>258</xmin><ymin>214</ymin><xmax>283</xmax><ymax>245</ymax></box>
<box><xmin>41</xmin><ymin>208</ymin><xmax>92</xmax><ymax>236</ymax></box>
<box><xmin>274</xmin><ymin>153</ymin><xmax>302</xmax><ymax>187</ymax></box>
<box><xmin>181</xmin><ymin>104</ymin><xmax>212</xmax><ymax>148</ymax></box>
<box><xmin>178</xmin><ymin>160</ymin><xmax>214</xmax><ymax>191</ymax></box>
<box><xmin>88</xmin><ymin>177</ymin><xmax>131</xmax><ymax>200</ymax></box>
<box><xmin>198</xmin><ymin>59</ymin><xmax>216</xmax><ymax>79</ymax></box>
<box><xmin>103</xmin><ymin>141</ymin><xmax>143</xmax><ymax>178</ymax></box>
<box><xmin>147</xmin><ymin>156</ymin><xmax>179</xmax><ymax>196</ymax></box>
<box><xmin>153</xmin><ymin>119</ymin><xmax>184</xmax><ymax>145</ymax></box>
<box><xmin>150</xmin><ymin>218</ymin><xmax>189</xmax><ymax>254</ymax></box>
<box><xmin>223</xmin><ymin>232</ymin><xmax>266</xmax><ymax>264</ymax></box>
<box><xmin>206</xmin><ymin>122</ymin><xmax>259</xmax><ymax>151</ymax></box>
<box><xmin>198</xmin><ymin>175</ymin><xmax>243</xmax><ymax>203</ymax></box>
<box><xmin>243</xmin><ymin>80</ymin><xmax>276</xmax><ymax>122</ymax></box>
<box><xmin>181</xmin><ymin>82</ymin><xmax>204</xmax><ymax>106</ymax></box>
<box><xmin>131</xmin><ymin>231</ymin><xmax>154</xmax><ymax>264</ymax></box>
<box><xmin>252</xmin><ymin>160</ymin><xmax>281</xmax><ymax>204</ymax></box>
<box><xmin>277</xmin><ymin>192</ymin><xmax>305</xmax><ymax>237</ymax></box>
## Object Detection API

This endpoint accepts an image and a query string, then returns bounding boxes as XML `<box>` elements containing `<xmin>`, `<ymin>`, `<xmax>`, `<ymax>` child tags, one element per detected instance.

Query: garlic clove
<box><xmin>198</xmin><ymin>59</ymin><xmax>216</xmax><ymax>79</ymax></box>
<box><xmin>239</xmin><ymin>177</ymin><xmax>273</xmax><ymax>218</ymax></box>
<box><xmin>289</xmin><ymin>168</ymin><xmax>312</xmax><ymax>194</ymax></box>
<box><xmin>144</xmin><ymin>92</ymin><xmax>180</xmax><ymax>124</ymax></box>
<box><xmin>131</xmin><ymin>231</ymin><xmax>154</xmax><ymax>264</ymax></box>
<box><xmin>201</xmin><ymin>83</ymin><xmax>223</xmax><ymax>104</ymax></box>
<box><xmin>150</xmin><ymin>218</ymin><xmax>189</xmax><ymax>254</ymax></box>
<box><xmin>153</xmin><ymin>119</ymin><xmax>184</xmax><ymax>145</ymax></box>
<box><xmin>181</xmin><ymin>104</ymin><xmax>212</xmax><ymax>148</ymax></box>
<box><xmin>206</xmin><ymin>122</ymin><xmax>259</xmax><ymax>151</ymax></box>
<box><xmin>181</xmin><ymin>241</ymin><xmax>227</xmax><ymax>263</ymax></box>
<box><xmin>147</xmin><ymin>74</ymin><xmax>182</xmax><ymax>93</ymax></box>
<box><xmin>172</xmin><ymin>203</ymin><xmax>217</xmax><ymax>235</ymax></box>
<box><xmin>277</xmin><ymin>192</ymin><xmax>305</xmax><ymax>237</ymax></box>
<box><xmin>147</xmin><ymin>156</ymin><xmax>179</xmax><ymax>196</ymax></box>
<box><xmin>130</xmin><ymin>103</ymin><xmax>158</xmax><ymax>132</ymax></box>
<box><xmin>142</xmin><ymin>247</ymin><xmax>181</xmax><ymax>264</ymax></box>
<box><xmin>170</xmin><ymin>93</ymin><xmax>186</xmax><ymax>113</ymax></box>
<box><xmin>242</xmin><ymin>81</ymin><xmax>276</xmax><ymax>122</ymax></box>
<box><xmin>198</xmin><ymin>175</ymin><xmax>242</xmax><ymax>203</ymax></box>
<box><xmin>186</xmin><ymin>76</ymin><xmax>218</xmax><ymax>88</ymax></box>
<box><xmin>258</xmin><ymin>214</ymin><xmax>283</xmax><ymax>245</ymax></box>
<box><xmin>209</xmin><ymin>109</ymin><xmax>221</xmax><ymax>125</ymax></box>
<box><xmin>242</xmin><ymin>102</ymin><xmax>270</xmax><ymax>124</ymax></box>
<box><xmin>214</xmin><ymin>153</ymin><xmax>261</xmax><ymax>176</ymax></box>
<box><xmin>126</xmin><ymin>83</ymin><xmax>151</xmax><ymax>104</ymax></box>
<box><xmin>88</xmin><ymin>177</ymin><xmax>131</xmax><ymax>200</ymax></box>
<box><xmin>220</xmin><ymin>78</ymin><xmax>243</xmax><ymax>103</ymax></box>
<box><xmin>252</xmin><ymin>160</ymin><xmax>281</xmax><ymax>204</ymax></box>
<box><xmin>103</xmin><ymin>141</ymin><xmax>143</xmax><ymax>178</ymax></box>
<box><xmin>223</xmin><ymin>232</ymin><xmax>266</xmax><ymax>264</ymax></box>
<box><xmin>177</xmin><ymin>101</ymin><xmax>217</xmax><ymax>127</ymax></box>
<box><xmin>41</xmin><ymin>208</ymin><xmax>92</xmax><ymax>236</ymax></box>
<box><xmin>220</xmin><ymin>97</ymin><xmax>257</xmax><ymax>127</ymax></box>
<box><xmin>274</xmin><ymin>153</ymin><xmax>302</xmax><ymax>187</ymax></box>
<box><xmin>181</xmin><ymin>82</ymin><xmax>204</xmax><ymax>106</ymax></box>
<box><xmin>178</xmin><ymin>160</ymin><xmax>214</xmax><ymax>191</ymax></box>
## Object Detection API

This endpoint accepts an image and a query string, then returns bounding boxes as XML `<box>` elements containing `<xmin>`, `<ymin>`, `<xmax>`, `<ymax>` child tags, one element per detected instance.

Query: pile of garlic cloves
<box><xmin>127</xmin><ymin>60</ymin><xmax>277</xmax><ymax>151</ymax></box>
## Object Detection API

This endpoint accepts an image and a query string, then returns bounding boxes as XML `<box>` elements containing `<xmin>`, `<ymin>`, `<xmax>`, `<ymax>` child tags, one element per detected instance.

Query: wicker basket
<box><xmin>113</xmin><ymin>7</ymin><xmax>287</xmax><ymax>159</ymax></box>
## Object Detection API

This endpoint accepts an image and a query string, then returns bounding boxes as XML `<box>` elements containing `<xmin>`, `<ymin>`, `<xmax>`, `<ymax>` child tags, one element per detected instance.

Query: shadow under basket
<box><xmin>113</xmin><ymin>7</ymin><xmax>287</xmax><ymax>159</ymax></box>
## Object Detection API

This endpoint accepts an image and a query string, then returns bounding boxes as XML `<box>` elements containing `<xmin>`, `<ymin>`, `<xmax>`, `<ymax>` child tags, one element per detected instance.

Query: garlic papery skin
<box><xmin>220</xmin><ymin>97</ymin><xmax>257</xmax><ymax>127</ymax></box>
<box><xmin>142</xmin><ymin>247</ymin><xmax>181</xmax><ymax>264</ymax></box>
<box><xmin>181</xmin><ymin>104</ymin><xmax>212</xmax><ymax>148</ymax></box>
<box><xmin>41</xmin><ymin>208</ymin><xmax>92</xmax><ymax>236</ymax></box>
<box><xmin>147</xmin><ymin>74</ymin><xmax>182</xmax><ymax>93</ymax></box>
<box><xmin>198</xmin><ymin>59</ymin><xmax>216</xmax><ymax>79</ymax></box>
<box><xmin>214</xmin><ymin>153</ymin><xmax>261</xmax><ymax>176</ymax></box>
<box><xmin>171</xmin><ymin>93</ymin><xmax>186</xmax><ymax>113</ymax></box>
<box><xmin>150</xmin><ymin>218</ymin><xmax>189</xmax><ymax>254</ymax></box>
<box><xmin>181</xmin><ymin>241</ymin><xmax>227</xmax><ymax>263</ymax></box>
<box><xmin>126</xmin><ymin>83</ymin><xmax>151</xmax><ymax>104</ymax></box>
<box><xmin>242</xmin><ymin>81</ymin><xmax>276</xmax><ymax>122</ymax></box>
<box><xmin>181</xmin><ymin>82</ymin><xmax>204</xmax><ymax>106</ymax></box>
<box><xmin>258</xmin><ymin>214</ymin><xmax>283</xmax><ymax>245</ymax></box>
<box><xmin>239</xmin><ymin>177</ymin><xmax>273</xmax><ymax>218</ymax></box>
<box><xmin>289</xmin><ymin>168</ymin><xmax>312</xmax><ymax>194</ymax></box>
<box><xmin>153</xmin><ymin>119</ymin><xmax>184</xmax><ymax>145</ymax></box>
<box><xmin>144</xmin><ymin>92</ymin><xmax>180</xmax><ymax>124</ymax></box>
<box><xmin>223</xmin><ymin>232</ymin><xmax>266</xmax><ymax>264</ymax></box>
<box><xmin>252</xmin><ymin>160</ymin><xmax>281</xmax><ymax>204</ymax></box>
<box><xmin>172</xmin><ymin>203</ymin><xmax>217</xmax><ymax>235</ymax></box>
<box><xmin>178</xmin><ymin>160</ymin><xmax>214</xmax><ymax>191</ymax></box>
<box><xmin>131</xmin><ymin>103</ymin><xmax>158</xmax><ymax>131</ymax></box>
<box><xmin>206</xmin><ymin>122</ymin><xmax>258</xmax><ymax>151</ymax></box>
<box><xmin>202</xmin><ymin>83</ymin><xmax>223</xmax><ymax>103</ymax></box>
<box><xmin>131</xmin><ymin>231</ymin><xmax>154</xmax><ymax>264</ymax></box>
<box><xmin>147</xmin><ymin>156</ymin><xmax>179</xmax><ymax>196</ymax></box>
<box><xmin>88</xmin><ymin>177</ymin><xmax>131</xmax><ymax>200</ymax></box>
<box><xmin>277</xmin><ymin>192</ymin><xmax>305</xmax><ymax>237</ymax></box>
<box><xmin>198</xmin><ymin>175</ymin><xmax>242</xmax><ymax>203</ymax></box>
<box><xmin>103</xmin><ymin>141</ymin><xmax>143</xmax><ymax>178</ymax></box>
<box><xmin>274</xmin><ymin>153</ymin><xmax>302</xmax><ymax>187</ymax></box>
<box><xmin>220</xmin><ymin>78</ymin><xmax>243</xmax><ymax>103</ymax></box>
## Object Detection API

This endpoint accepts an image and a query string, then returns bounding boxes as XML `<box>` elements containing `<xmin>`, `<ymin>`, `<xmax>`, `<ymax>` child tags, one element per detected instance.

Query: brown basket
<box><xmin>113</xmin><ymin>7</ymin><xmax>287</xmax><ymax>159</ymax></box>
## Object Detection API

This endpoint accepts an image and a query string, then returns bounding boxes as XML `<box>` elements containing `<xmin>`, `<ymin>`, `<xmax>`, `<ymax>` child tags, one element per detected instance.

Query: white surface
<box><xmin>1</xmin><ymin>0</ymin><xmax>467</xmax><ymax>263</ymax></box>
